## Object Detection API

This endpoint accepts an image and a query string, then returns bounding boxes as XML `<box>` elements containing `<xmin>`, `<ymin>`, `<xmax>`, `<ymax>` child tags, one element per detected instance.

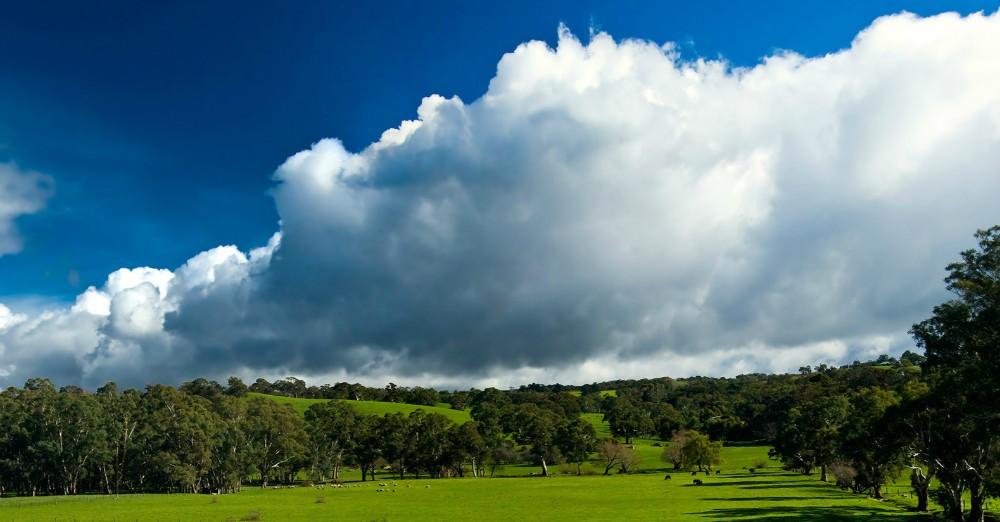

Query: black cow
<box><xmin>664</xmin><ymin>474</ymin><xmax>672</xmax><ymax>480</ymax></box>
<box><xmin>693</xmin><ymin>479</ymin><xmax>703</xmax><ymax>486</ymax></box>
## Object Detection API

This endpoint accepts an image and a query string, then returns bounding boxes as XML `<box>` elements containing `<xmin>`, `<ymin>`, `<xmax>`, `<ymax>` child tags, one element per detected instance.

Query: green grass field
<box><xmin>0</xmin><ymin>446</ymin><xmax>930</xmax><ymax>522</ymax></box>
<box><xmin>0</xmin><ymin>397</ymin><xmax>939</xmax><ymax>520</ymax></box>
<box><xmin>246</xmin><ymin>393</ymin><xmax>472</xmax><ymax>424</ymax></box>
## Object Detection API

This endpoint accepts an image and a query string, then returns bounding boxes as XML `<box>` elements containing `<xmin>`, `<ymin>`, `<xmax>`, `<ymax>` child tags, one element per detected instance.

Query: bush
<box><xmin>557</xmin><ymin>463</ymin><xmax>578</xmax><ymax>475</ymax></box>
<box><xmin>301</xmin><ymin>480</ymin><xmax>314</xmax><ymax>487</ymax></box>
<box><xmin>314</xmin><ymin>497</ymin><xmax>326</xmax><ymax>504</ymax></box>
<box><xmin>240</xmin><ymin>511</ymin><xmax>262</xmax><ymax>521</ymax></box>
<box><xmin>751</xmin><ymin>459</ymin><xmax>767</xmax><ymax>469</ymax></box>
<box><xmin>830</xmin><ymin>462</ymin><xmax>857</xmax><ymax>490</ymax></box>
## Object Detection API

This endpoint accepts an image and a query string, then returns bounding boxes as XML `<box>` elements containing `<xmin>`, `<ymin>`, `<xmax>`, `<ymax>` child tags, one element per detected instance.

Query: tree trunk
<box><xmin>969</xmin><ymin>484</ymin><xmax>986</xmax><ymax>522</ymax></box>
<box><xmin>540</xmin><ymin>457</ymin><xmax>549</xmax><ymax>477</ymax></box>
<box><xmin>941</xmin><ymin>484</ymin><xmax>965</xmax><ymax>522</ymax></box>
<box><xmin>908</xmin><ymin>467</ymin><xmax>931</xmax><ymax>512</ymax></box>
<box><xmin>820</xmin><ymin>464</ymin><xmax>827</xmax><ymax>482</ymax></box>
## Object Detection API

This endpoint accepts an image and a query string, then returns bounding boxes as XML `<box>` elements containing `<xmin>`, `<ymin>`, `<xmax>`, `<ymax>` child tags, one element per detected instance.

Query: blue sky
<box><xmin>2</xmin><ymin>2</ymin><xmax>1000</xmax><ymax>387</ymax></box>
<box><xmin>3</xmin><ymin>0</ymin><xmax>997</xmax><ymax>301</ymax></box>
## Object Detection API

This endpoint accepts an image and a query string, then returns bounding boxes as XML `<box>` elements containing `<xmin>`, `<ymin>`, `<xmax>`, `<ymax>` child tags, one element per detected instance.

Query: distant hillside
<box><xmin>248</xmin><ymin>392</ymin><xmax>472</xmax><ymax>424</ymax></box>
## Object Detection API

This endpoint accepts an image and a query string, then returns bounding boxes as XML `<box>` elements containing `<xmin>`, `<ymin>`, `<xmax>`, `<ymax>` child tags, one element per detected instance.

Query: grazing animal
<box><xmin>704</xmin><ymin>471</ymin><xmax>710</xmax><ymax>476</ymax></box>
<box><xmin>693</xmin><ymin>479</ymin><xmax>703</xmax><ymax>486</ymax></box>
<box><xmin>425</xmin><ymin>485</ymin><xmax>431</xmax><ymax>488</ymax></box>
<box><xmin>749</xmin><ymin>468</ymin><xmax>756</xmax><ymax>474</ymax></box>
<box><xmin>664</xmin><ymin>474</ymin><xmax>672</xmax><ymax>480</ymax></box>
<box><xmin>690</xmin><ymin>471</ymin><xmax>697</xmax><ymax>476</ymax></box>
<box><xmin>716</xmin><ymin>470</ymin><xmax>721</xmax><ymax>475</ymax></box>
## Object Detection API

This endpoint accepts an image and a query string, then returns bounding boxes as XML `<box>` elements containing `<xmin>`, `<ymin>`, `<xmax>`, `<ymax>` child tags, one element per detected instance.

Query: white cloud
<box><xmin>0</xmin><ymin>162</ymin><xmax>53</xmax><ymax>256</ymax></box>
<box><xmin>2</xmin><ymin>11</ymin><xmax>1000</xmax><ymax>388</ymax></box>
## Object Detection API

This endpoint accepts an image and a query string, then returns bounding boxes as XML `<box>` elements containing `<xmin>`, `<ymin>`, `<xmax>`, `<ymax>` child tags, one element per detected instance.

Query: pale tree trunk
<box><xmin>968</xmin><ymin>482</ymin><xmax>986</xmax><ymax>522</ymax></box>
<box><xmin>540</xmin><ymin>457</ymin><xmax>549</xmax><ymax>477</ymax></box>
<box><xmin>909</xmin><ymin>467</ymin><xmax>932</xmax><ymax>512</ymax></box>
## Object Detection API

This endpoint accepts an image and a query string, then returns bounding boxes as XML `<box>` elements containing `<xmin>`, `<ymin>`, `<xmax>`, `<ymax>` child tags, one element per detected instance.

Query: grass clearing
<box><xmin>0</xmin><ymin>446</ymin><xmax>929</xmax><ymax>521</ymax></box>
<box><xmin>247</xmin><ymin>393</ymin><xmax>471</xmax><ymax>424</ymax></box>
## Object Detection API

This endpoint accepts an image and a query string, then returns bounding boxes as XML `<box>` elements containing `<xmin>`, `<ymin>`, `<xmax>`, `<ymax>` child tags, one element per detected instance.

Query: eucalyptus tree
<box><xmin>911</xmin><ymin>226</ymin><xmax>1000</xmax><ymax>522</ymax></box>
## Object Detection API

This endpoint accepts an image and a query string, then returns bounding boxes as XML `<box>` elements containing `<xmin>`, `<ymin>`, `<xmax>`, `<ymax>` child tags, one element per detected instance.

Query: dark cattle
<box><xmin>715</xmin><ymin>470</ymin><xmax>721</xmax><ymax>475</ymax></box>
<box><xmin>693</xmin><ymin>479</ymin><xmax>703</xmax><ymax>486</ymax></box>
<box><xmin>749</xmin><ymin>468</ymin><xmax>756</xmax><ymax>473</ymax></box>
<box><xmin>691</xmin><ymin>471</ymin><xmax>697</xmax><ymax>476</ymax></box>
<box><xmin>704</xmin><ymin>471</ymin><xmax>710</xmax><ymax>476</ymax></box>
<box><xmin>664</xmin><ymin>474</ymin><xmax>672</xmax><ymax>480</ymax></box>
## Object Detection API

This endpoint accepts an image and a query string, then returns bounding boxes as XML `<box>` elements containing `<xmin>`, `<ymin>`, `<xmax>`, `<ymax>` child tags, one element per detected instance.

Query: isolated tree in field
<box><xmin>911</xmin><ymin>226</ymin><xmax>1000</xmax><ymax>522</ymax></box>
<box><xmin>604</xmin><ymin>397</ymin><xmax>653</xmax><ymax>444</ymax></box>
<box><xmin>596</xmin><ymin>439</ymin><xmax>639</xmax><ymax>475</ymax></box>
<box><xmin>557</xmin><ymin>418</ymin><xmax>598</xmax><ymax>474</ymax></box>
<box><xmin>662</xmin><ymin>430</ymin><xmax>722</xmax><ymax>472</ymax></box>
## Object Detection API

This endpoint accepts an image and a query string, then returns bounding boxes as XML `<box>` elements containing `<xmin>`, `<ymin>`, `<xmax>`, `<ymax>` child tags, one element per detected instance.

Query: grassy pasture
<box><xmin>6</xmin><ymin>394</ymin><xmax>929</xmax><ymax>520</ymax></box>
<box><xmin>246</xmin><ymin>392</ymin><xmax>472</xmax><ymax>424</ymax></box>
<box><xmin>567</xmin><ymin>389</ymin><xmax>617</xmax><ymax>398</ymax></box>
<box><xmin>0</xmin><ymin>446</ymin><xmax>928</xmax><ymax>522</ymax></box>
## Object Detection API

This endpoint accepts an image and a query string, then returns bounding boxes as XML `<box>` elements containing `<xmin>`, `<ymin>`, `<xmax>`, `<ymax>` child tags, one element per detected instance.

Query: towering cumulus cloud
<box><xmin>3</xmin><ymin>11</ymin><xmax>1000</xmax><ymax>388</ymax></box>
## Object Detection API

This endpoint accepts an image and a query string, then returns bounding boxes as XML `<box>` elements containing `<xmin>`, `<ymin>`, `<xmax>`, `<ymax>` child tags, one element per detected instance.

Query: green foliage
<box><xmin>662</xmin><ymin>430</ymin><xmax>722</xmax><ymax>472</ymax></box>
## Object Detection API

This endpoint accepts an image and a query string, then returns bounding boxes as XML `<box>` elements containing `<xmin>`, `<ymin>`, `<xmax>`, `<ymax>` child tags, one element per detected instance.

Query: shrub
<box><xmin>240</xmin><ymin>511</ymin><xmax>262</xmax><ymax>521</ymax></box>
<box><xmin>314</xmin><ymin>497</ymin><xmax>326</xmax><ymax>504</ymax></box>
<box><xmin>301</xmin><ymin>480</ymin><xmax>314</xmax><ymax>487</ymax></box>
<box><xmin>557</xmin><ymin>463</ymin><xmax>577</xmax><ymax>475</ymax></box>
<box><xmin>751</xmin><ymin>459</ymin><xmax>768</xmax><ymax>469</ymax></box>
<box><xmin>830</xmin><ymin>462</ymin><xmax>857</xmax><ymax>490</ymax></box>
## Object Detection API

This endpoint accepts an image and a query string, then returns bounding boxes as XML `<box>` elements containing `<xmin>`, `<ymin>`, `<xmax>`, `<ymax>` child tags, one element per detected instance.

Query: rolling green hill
<box><xmin>248</xmin><ymin>392</ymin><xmax>472</xmax><ymax>424</ymax></box>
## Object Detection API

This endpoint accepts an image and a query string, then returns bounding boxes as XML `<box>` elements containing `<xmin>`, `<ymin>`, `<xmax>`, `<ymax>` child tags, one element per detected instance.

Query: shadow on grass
<box><xmin>694</xmin><ymin>505</ymin><xmax>933</xmax><ymax>521</ymax></box>
<box><xmin>700</xmin><ymin>496</ymin><xmax>842</xmax><ymax>502</ymax></box>
<box><xmin>682</xmin><ymin>480</ymin><xmax>795</xmax><ymax>488</ymax></box>
<box><xmin>740</xmin><ymin>483</ymin><xmax>838</xmax><ymax>491</ymax></box>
